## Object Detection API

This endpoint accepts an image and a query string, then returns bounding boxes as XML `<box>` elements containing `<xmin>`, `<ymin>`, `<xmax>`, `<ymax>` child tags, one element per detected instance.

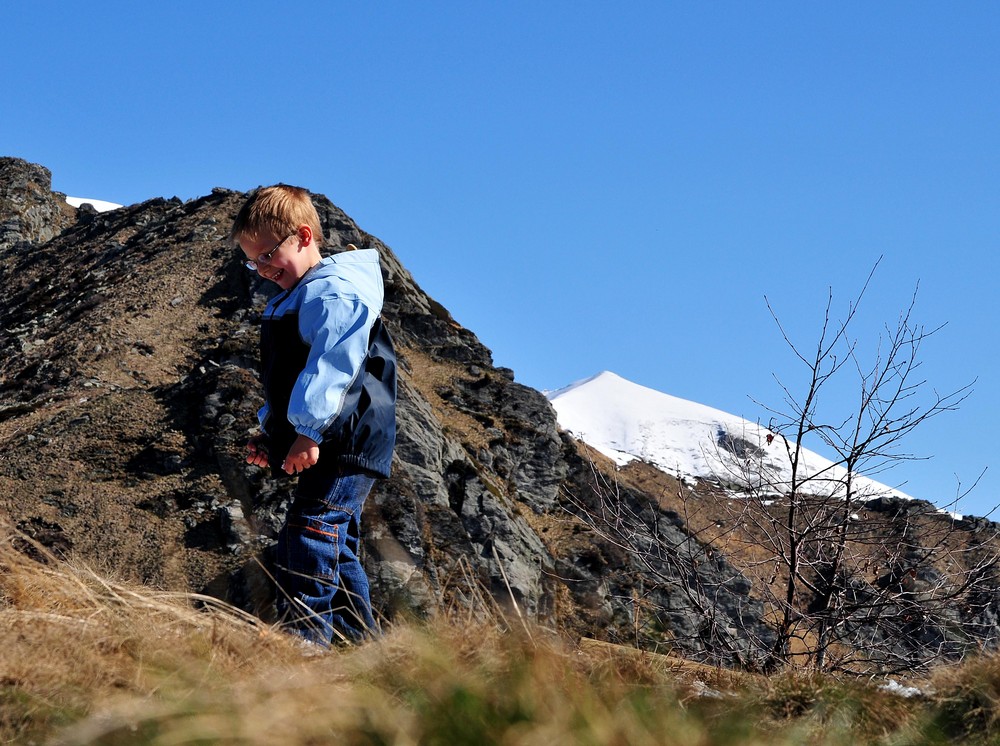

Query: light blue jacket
<box><xmin>257</xmin><ymin>250</ymin><xmax>387</xmax><ymax>447</ymax></box>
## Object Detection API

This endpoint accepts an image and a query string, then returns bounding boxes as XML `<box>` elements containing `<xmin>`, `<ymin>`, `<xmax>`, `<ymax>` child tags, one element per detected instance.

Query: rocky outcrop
<box><xmin>0</xmin><ymin>158</ymin><xmax>77</xmax><ymax>252</ymax></box>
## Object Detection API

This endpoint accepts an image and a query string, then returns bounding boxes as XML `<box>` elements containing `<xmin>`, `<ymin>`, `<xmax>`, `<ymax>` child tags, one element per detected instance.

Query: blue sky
<box><xmin>5</xmin><ymin>2</ymin><xmax>998</xmax><ymax>516</ymax></box>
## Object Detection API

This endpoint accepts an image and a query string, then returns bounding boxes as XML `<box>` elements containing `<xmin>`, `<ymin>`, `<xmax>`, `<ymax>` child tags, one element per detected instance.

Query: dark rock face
<box><xmin>3</xmin><ymin>157</ymin><xmax>995</xmax><ymax>671</ymax></box>
<box><xmin>0</xmin><ymin>158</ymin><xmax>77</xmax><ymax>252</ymax></box>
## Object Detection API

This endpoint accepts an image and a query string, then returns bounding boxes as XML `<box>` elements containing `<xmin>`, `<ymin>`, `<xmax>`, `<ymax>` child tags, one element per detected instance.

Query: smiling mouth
<box><xmin>266</xmin><ymin>269</ymin><xmax>285</xmax><ymax>282</ymax></box>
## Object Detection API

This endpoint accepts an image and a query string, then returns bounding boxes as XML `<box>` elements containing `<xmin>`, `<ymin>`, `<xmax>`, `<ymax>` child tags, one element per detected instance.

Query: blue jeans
<box><xmin>274</xmin><ymin>466</ymin><xmax>377</xmax><ymax>645</ymax></box>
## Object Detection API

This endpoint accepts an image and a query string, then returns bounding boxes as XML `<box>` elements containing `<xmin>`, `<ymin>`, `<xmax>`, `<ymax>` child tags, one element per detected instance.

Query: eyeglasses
<box><xmin>244</xmin><ymin>233</ymin><xmax>296</xmax><ymax>271</ymax></box>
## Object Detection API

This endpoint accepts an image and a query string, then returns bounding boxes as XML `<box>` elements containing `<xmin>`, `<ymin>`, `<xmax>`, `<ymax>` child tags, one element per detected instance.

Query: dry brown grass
<box><xmin>3</xmin><ymin>522</ymin><xmax>999</xmax><ymax>745</ymax></box>
<box><xmin>0</xmin><ymin>528</ymin><xmax>292</xmax><ymax>743</ymax></box>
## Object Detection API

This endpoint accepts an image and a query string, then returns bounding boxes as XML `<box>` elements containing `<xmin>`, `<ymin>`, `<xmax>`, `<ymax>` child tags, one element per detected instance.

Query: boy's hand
<box><xmin>283</xmin><ymin>434</ymin><xmax>320</xmax><ymax>474</ymax></box>
<box><xmin>246</xmin><ymin>434</ymin><xmax>270</xmax><ymax>468</ymax></box>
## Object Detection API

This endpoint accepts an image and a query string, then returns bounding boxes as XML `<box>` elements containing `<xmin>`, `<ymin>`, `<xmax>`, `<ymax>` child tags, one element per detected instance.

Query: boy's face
<box><xmin>239</xmin><ymin>228</ymin><xmax>319</xmax><ymax>290</ymax></box>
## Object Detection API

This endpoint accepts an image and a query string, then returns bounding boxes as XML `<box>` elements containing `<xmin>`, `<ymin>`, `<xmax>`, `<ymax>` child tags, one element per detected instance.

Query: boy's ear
<box><xmin>297</xmin><ymin>225</ymin><xmax>314</xmax><ymax>245</ymax></box>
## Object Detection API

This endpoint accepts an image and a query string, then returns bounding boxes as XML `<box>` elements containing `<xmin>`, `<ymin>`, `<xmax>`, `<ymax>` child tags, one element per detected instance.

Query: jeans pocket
<box><xmin>288</xmin><ymin>515</ymin><xmax>340</xmax><ymax>544</ymax></box>
<box><xmin>281</xmin><ymin>517</ymin><xmax>340</xmax><ymax>583</ymax></box>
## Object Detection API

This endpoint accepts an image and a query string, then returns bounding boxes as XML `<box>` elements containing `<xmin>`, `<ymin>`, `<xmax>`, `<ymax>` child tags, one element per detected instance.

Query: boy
<box><xmin>230</xmin><ymin>185</ymin><xmax>396</xmax><ymax>646</ymax></box>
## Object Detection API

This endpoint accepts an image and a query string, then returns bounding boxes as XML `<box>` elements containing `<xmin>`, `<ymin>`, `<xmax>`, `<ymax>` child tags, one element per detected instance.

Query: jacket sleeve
<box><xmin>285</xmin><ymin>292</ymin><xmax>379</xmax><ymax>444</ymax></box>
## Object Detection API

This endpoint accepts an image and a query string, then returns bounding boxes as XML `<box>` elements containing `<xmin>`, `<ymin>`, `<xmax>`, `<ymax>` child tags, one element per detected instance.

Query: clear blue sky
<box><xmin>5</xmin><ymin>2</ymin><xmax>997</xmax><ymax>516</ymax></box>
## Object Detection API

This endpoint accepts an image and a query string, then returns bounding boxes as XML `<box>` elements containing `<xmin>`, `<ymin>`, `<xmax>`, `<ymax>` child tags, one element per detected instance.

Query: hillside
<box><xmin>1</xmin><ymin>156</ymin><xmax>998</xmax><ymax>673</ymax></box>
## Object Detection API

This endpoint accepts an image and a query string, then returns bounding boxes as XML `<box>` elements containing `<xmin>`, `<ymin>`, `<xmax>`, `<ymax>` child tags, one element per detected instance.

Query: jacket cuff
<box><xmin>294</xmin><ymin>425</ymin><xmax>324</xmax><ymax>444</ymax></box>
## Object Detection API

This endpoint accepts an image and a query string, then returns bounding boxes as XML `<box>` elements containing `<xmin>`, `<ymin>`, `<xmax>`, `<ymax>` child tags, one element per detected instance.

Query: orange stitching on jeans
<box><xmin>304</xmin><ymin>524</ymin><xmax>338</xmax><ymax>539</ymax></box>
<box><xmin>290</xmin><ymin>520</ymin><xmax>339</xmax><ymax>540</ymax></box>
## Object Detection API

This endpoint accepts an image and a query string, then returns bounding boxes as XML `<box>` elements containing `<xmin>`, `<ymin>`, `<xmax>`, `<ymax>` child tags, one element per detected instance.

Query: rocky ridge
<box><xmin>1</xmin><ymin>156</ymin><xmax>996</xmax><ymax>670</ymax></box>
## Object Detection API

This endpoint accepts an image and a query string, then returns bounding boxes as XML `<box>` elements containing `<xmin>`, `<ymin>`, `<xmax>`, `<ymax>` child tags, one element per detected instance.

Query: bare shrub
<box><xmin>567</xmin><ymin>262</ymin><xmax>997</xmax><ymax>675</ymax></box>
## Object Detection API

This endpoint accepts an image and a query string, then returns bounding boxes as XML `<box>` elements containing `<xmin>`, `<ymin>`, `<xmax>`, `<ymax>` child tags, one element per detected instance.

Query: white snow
<box><xmin>878</xmin><ymin>679</ymin><xmax>924</xmax><ymax>698</ymax></box>
<box><xmin>66</xmin><ymin>196</ymin><xmax>122</xmax><ymax>213</ymax></box>
<box><xmin>547</xmin><ymin>371</ymin><xmax>915</xmax><ymax>502</ymax></box>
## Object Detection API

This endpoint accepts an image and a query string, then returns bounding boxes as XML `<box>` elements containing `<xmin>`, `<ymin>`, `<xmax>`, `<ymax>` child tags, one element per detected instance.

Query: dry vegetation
<box><xmin>4</xmin><ymin>524</ymin><xmax>1000</xmax><ymax>744</ymax></box>
<box><xmin>569</xmin><ymin>435</ymin><xmax>1000</xmax><ymax>675</ymax></box>
<box><xmin>396</xmin><ymin>343</ymin><xmax>499</xmax><ymax>458</ymax></box>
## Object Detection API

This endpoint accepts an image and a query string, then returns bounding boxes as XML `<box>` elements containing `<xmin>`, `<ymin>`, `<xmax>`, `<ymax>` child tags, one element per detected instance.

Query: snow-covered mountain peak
<box><xmin>547</xmin><ymin>371</ymin><xmax>914</xmax><ymax>502</ymax></box>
